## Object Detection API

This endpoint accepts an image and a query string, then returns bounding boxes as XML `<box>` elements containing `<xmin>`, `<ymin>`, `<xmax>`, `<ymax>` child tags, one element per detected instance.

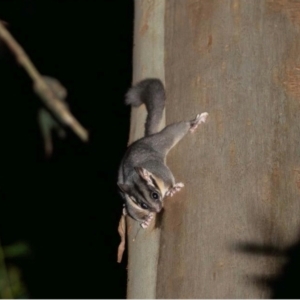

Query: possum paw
<box><xmin>166</xmin><ymin>182</ymin><xmax>184</xmax><ymax>197</ymax></box>
<box><xmin>141</xmin><ymin>213</ymin><xmax>154</xmax><ymax>228</ymax></box>
<box><xmin>190</xmin><ymin>112</ymin><xmax>208</xmax><ymax>133</ymax></box>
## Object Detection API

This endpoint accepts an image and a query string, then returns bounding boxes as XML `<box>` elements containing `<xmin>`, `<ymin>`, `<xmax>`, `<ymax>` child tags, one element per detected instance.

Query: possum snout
<box><xmin>152</xmin><ymin>201</ymin><xmax>163</xmax><ymax>213</ymax></box>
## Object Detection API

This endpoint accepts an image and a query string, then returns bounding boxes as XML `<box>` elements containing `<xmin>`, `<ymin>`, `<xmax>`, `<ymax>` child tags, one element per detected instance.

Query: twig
<box><xmin>117</xmin><ymin>213</ymin><xmax>126</xmax><ymax>263</ymax></box>
<box><xmin>0</xmin><ymin>22</ymin><xmax>89</xmax><ymax>142</ymax></box>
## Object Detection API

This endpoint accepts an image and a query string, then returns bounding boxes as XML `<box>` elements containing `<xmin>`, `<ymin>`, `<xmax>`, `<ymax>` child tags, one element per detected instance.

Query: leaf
<box><xmin>3</xmin><ymin>242</ymin><xmax>30</xmax><ymax>258</ymax></box>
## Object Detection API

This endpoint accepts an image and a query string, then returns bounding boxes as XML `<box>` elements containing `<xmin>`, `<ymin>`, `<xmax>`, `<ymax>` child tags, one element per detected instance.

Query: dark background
<box><xmin>0</xmin><ymin>0</ymin><xmax>133</xmax><ymax>298</ymax></box>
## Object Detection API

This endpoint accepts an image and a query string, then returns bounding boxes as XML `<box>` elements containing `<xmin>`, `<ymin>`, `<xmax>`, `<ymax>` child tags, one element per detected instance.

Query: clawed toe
<box><xmin>141</xmin><ymin>213</ymin><xmax>154</xmax><ymax>228</ymax></box>
<box><xmin>166</xmin><ymin>182</ymin><xmax>184</xmax><ymax>197</ymax></box>
<box><xmin>190</xmin><ymin>112</ymin><xmax>208</xmax><ymax>132</ymax></box>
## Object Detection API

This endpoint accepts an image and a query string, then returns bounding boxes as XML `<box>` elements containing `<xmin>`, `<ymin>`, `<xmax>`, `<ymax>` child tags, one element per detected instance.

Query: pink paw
<box><xmin>166</xmin><ymin>182</ymin><xmax>184</xmax><ymax>197</ymax></box>
<box><xmin>190</xmin><ymin>112</ymin><xmax>208</xmax><ymax>133</ymax></box>
<box><xmin>141</xmin><ymin>213</ymin><xmax>154</xmax><ymax>229</ymax></box>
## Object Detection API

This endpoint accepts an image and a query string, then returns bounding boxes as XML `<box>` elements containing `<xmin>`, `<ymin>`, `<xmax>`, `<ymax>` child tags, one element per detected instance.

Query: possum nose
<box><xmin>154</xmin><ymin>202</ymin><xmax>163</xmax><ymax>213</ymax></box>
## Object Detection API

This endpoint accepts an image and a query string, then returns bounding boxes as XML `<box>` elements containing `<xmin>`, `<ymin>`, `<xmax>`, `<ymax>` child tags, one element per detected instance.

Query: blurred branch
<box><xmin>0</xmin><ymin>21</ymin><xmax>89</xmax><ymax>142</ymax></box>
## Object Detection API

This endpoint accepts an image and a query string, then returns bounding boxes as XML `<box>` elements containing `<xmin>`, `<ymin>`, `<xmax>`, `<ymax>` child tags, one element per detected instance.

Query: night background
<box><xmin>0</xmin><ymin>0</ymin><xmax>133</xmax><ymax>298</ymax></box>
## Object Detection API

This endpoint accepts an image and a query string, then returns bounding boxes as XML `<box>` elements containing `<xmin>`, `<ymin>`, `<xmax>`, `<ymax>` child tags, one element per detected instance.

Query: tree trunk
<box><xmin>127</xmin><ymin>0</ymin><xmax>300</xmax><ymax>298</ymax></box>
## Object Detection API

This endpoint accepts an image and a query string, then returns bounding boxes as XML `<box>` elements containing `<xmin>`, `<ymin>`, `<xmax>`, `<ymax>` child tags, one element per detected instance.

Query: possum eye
<box><xmin>141</xmin><ymin>202</ymin><xmax>149</xmax><ymax>209</ymax></box>
<box><xmin>151</xmin><ymin>192</ymin><xmax>159</xmax><ymax>200</ymax></box>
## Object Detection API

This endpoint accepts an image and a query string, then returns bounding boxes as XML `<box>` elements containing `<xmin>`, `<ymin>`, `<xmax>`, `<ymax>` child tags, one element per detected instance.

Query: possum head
<box><xmin>118</xmin><ymin>167</ymin><xmax>164</xmax><ymax>223</ymax></box>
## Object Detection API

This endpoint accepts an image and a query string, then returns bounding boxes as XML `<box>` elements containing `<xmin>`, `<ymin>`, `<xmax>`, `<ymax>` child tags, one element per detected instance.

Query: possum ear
<box><xmin>134</xmin><ymin>167</ymin><xmax>155</xmax><ymax>187</ymax></box>
<box><xmin>117</xmin><ymin>183</ymin><xmax>131</xmax><ymax>194</ymax></box>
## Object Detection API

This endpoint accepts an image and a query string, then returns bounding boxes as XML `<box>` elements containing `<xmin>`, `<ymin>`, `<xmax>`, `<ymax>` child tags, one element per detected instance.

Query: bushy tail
<box><xmin>125</xmin><ymin>78</ymin><xmax>165</xmax><ymax>136</ymax></box>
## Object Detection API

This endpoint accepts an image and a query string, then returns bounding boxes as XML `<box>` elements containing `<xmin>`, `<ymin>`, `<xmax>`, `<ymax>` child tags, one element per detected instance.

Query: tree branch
<box><xmin>0</xmin><ymin>22</ymin><xmax>89</xmax><ymax>142</ymax></box>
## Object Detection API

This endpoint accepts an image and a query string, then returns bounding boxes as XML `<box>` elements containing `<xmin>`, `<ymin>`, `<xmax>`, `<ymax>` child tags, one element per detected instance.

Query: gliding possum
<box><xmin>118</xmin><ymin>79</ymin><xmax>208</xmax><ymax>229</ymax></box>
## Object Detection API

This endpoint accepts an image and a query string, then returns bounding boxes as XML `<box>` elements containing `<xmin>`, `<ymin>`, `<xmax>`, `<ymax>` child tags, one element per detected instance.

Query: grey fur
<box><xmin>125</xmin><ymin>78</ymin><xmax>165</xmax><ymax>136</ymax></box>
<box><xmin>118</xmin><ymin>78</ymin><xmax>208</xmax><ymax>227</ymax></box>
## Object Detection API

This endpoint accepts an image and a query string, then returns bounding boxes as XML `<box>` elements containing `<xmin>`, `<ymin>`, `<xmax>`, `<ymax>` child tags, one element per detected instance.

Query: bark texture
<box><xmin>128</xmin><ymin>1</ymin><xmax>300</xmax><ymax>298</ymax></box>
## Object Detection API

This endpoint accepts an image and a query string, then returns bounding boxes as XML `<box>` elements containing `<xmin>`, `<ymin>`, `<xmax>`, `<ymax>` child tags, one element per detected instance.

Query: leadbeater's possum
<box><xmin>118</xmin><ymin>79</ymin><xmax>208</xmax><ymax>228</ymax></box>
